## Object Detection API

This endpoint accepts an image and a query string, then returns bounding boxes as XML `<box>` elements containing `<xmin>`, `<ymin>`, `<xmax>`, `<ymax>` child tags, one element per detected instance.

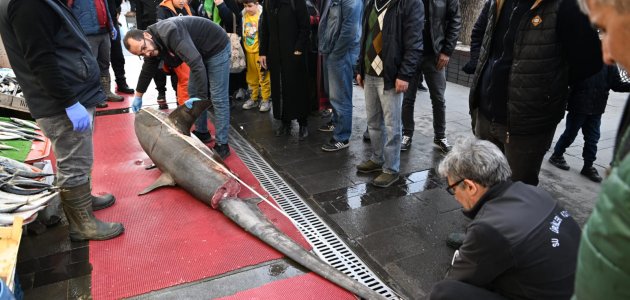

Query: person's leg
<box><xmin>421</xmin><ymin>54</ymin><xmax>448</xmax><ymax>140</ymax></box>
<box><xmin>173</xmin><ymin>63</ymin><xmax>190</xmax><ymax>106</ymax></box>
<box><xmin>401</xmin><ymin>62</ymin><xmax>421</xmax><ymax>138</ymax></box>
<box><xmin>258</xmin><ymin>52</ymin><xmax>272</xmax><ymax>109</ymax></box>
<box><xmin>474</xmin><ymin>110</ymin><xmax>506</xmax><ymax>153</ymax></box>
<box><xmin>110</xmin><ymin>24</ymin><xmax>133</xmax><ymax>93</ymax></box>
<box><xmin>380</xmin><ymin>84</ymin><xmax>403</xmax><ymax>174</ymax></box>
<box><xmin>189</xmin><ymin>69</ymin><xmax>210</xmax><ymax>140</ymax></box>
<box><xmin>206</xmin><ymin>43</ymin><xmax>232</xmax><ymax>146</ymax></box>
<box><xmin>326</xmin><ymin>53</ymin><xmax>353</xmax><ymax>143</ymax></box>
<box><xmin>364</xmin><ymin>75</ymin><xmax>385</xmax><ymax>166</ymax></box>
<box><xmin>581</xmin><ymin>114</ymin><xmax>602</xmax><ymax>166</ymax></box>
<box><xmin>430</xmin><ymin>280</ymin><xmax>507</xmax><ymax>300</ymax></box>
<box><xmin>96</xmin><ymin>34</ymin><xmax>123</xmax><ymax>102</ymax></box>
<box><xmin>154</xmin><ymin>68</ymin><xmax>168</xmax><ymax>108</ymax></box>
<box><xmin>243</xmin><ymin>52</ymin><xmax>260</xmax><ymax>109</ymax></box>
<box><xmin>87</xmin><ymin>35</ymin><xmax>108</xmax><ymax>107</ymax></box>
<box><xmin>552</xmin><ymin>112</ymin><xmax>586</xmax><ymax>157</ymax></box>
<box><xmin>505</xmin><ymin>127</ymin><xmax>556</xmax><ymax>186</ymax></box>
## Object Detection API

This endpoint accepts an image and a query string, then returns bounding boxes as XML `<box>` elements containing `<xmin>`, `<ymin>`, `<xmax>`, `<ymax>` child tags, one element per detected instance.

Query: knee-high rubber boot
<box><xmin>88</xmin><ymin>179</ymin><xmax>116</xmax><ymax>211</ymax></box>
<box><xmin>60</xmin><ymin>182</ymin><xmax>124</xmax><ymax>241</ymax></box>
<box><xmin>101</xmin><ymin>75</ymin><xmax>124</xmax><ymax>102</ymax></box>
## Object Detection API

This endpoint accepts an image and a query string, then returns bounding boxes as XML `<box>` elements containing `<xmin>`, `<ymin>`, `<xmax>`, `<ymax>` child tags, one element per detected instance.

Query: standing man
<box><xmin>400</xmin><ymin>0</ymin><xmax>460</xmax><ymax>153</ymax></box>
<box><xmin>430</xmin><ymin>138</ymin><xmax>581</xmax><ymax>299</ymax></box>
<box><xmin>469</xmin><ymin>0</ymin><xmax>602</xmax><ymax>186</ymax></box>
<box><xmin>124</xmin><ymin>17</ymin><xmax>232</xmax><ymax>159</ymax></box>
<box><xmin>574</xmin><ymin>0</ymin><xmax>630</xmax><ymax>298</ymax></box>
<box><xmin>109</xmin><ymin>0</ymin><xmax>135</xmax><ymax>95</ymax></box>
<box><xmin>69</xmin><ymin>0</ymin><xmax>126</xmax><ymax>105</ymax></box>
<box><xmin>0</xmin><ymin>0</ymin><xmax>124</xmax><ymax>241</ymax></box>
<box><xmin>355</xmin><ymin>0</ymin><xmax>423</xmax><ymax>187</ymax></box>
<box><xmin>318</xmin><ymin>0</ymin><xmax>362</xmax><ymax>152</ymax></box>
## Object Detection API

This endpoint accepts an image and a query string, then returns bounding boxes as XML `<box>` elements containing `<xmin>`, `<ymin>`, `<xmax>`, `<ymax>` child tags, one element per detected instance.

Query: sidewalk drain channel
<box><xmin>229</xmin><ymin>129</ymin><xmax>400</xmax><ymax>299</ymax></box>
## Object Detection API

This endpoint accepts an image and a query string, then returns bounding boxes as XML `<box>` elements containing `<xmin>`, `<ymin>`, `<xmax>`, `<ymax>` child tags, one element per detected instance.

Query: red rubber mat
<box><xmin>218</xmin><ymin>273</ymin><xmax>356</xmax><ymax>300</ymax></box>
<box><xmin>89</xmin><ymin>113</ymin><xmax>313</xmax><ymax>299</ymax></box>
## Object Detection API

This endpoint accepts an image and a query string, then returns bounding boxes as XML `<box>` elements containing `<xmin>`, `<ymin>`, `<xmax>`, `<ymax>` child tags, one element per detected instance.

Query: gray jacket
<box><xmin>318</xmin><ymin>0</ymin><xmax>362</xmax><ymax>58</ymax></box>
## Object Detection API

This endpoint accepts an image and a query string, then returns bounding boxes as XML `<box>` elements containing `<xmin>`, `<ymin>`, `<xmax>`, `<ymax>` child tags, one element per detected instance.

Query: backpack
<box><xmin>290</xmin><ymin>0</ymin><xmax>320</xmax><ymax>54</ymax></box>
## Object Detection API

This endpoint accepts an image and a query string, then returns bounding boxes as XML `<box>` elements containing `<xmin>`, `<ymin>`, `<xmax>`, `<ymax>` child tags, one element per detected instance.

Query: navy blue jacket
<box><xmin>567</xmin><ymin>65</ymin><xmax>630</xmax><ymax>115</ymax></box>
<box><xmin>69</xmin><ymin>0</ymin><xmax>115</xmax><ymax>36</ymax></box>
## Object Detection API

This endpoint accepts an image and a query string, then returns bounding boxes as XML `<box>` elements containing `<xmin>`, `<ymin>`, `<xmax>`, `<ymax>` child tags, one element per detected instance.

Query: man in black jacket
<box><xmin>430</xmin><ymin>137</ymin><xmax>581</xmax><ymax>300</ymax></box>
<box><xmin>400</xmin><ymin>0</ymin><xmax>460</xmax><ymax>153</ymax></box>
<box><xmin>0</xmin><ymin>0</ymin><xmax>124</xmax><ymax>241</ymax></box>
<box><xmin>469</xmin><ymin>0</ymin><xmax>602</xmax><ymax>186</ymax></box>
<box><xmin>124</xmin><ymin>17</ymin><xmax>232</xmax><ymax>158</ymax></box>
<box><xmin>355</xmin><ymin>0</ymin><xmax>423</xmax><ymax>188</ymax></box>
<box><xmin>109</xmin><ymin>0</ymin><xmax>135</xmax><ymax>94</ymax></box>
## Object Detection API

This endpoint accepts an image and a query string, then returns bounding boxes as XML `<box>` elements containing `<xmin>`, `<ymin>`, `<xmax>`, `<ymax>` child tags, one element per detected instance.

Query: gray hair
<box><xmin>577</xmin><ymin>0</ymin><xmax>630</xmax><ymax>14</ymax></box>
<box><xmin>438</xmin><ymin>137</ymin><xmax>511</xmax><ymax>187</ymax></box>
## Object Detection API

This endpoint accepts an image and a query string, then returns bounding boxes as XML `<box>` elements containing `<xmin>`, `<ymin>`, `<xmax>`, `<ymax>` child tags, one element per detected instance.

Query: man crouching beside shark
<box><xmin>124</xmin><ymin>16</ymin><xmax>232</xmax><ymax>159</ymax></box>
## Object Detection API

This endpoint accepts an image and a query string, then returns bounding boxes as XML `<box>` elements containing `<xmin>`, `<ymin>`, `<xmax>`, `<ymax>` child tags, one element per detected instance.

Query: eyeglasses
<box><xmin>138</xmin><ymin>39</ymin><xmax>148</xmax><ymax>59</ymax></box>
<box><xmin>446</xmin><ymin>178</ymin><xmax>465</xmax><ymax>195</ymax></box>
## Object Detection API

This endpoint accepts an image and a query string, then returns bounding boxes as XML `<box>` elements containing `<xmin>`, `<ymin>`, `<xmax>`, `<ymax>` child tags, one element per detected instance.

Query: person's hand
<box><xmin>131</xmin><ymin>96</ymin><xmax>143</xmax><ymax>113</ymax></box>
<box><xmin>294</xmin><ymin>51</ymin><xmax>302</xmax><ymax>56</ymax></box>
<box><xmin>259</xmin><ymin>56</ymin><xmax>267</xmax><ymax>70</ymax></box>
<box><xmin>356</xmin><ymin>74</ymin><xmax>363</xmax><ymax>88</ymax></box>
<box><xmin>111</xmin><ymin>27</ymin><xmax>118</xmax><ymax>40</ymax></box>
<box><xmin>65</xmin><ymin>102</ymin><xmax>91</xmax><ymax>132</ymax></box>
<box><xmin>436</xmin><ymin>53</ymin><xmax>450</xmax><ymax>70</ymax></box>
<box><xmin>395</xmin><ymin>79</ymin><xmax>409</xmax><ymax>93</ymax></box>
<box><xmin>214</xmin><ymin>0</ymin><xmax>223</xmax><ymax>5</ymax></box>
<box><xmin>184</xmin><ymin>97</ymin><xmax>202</xmax><ymax>109</ymax></box>
<box><xmin>462</xmin><ymin>60</ymin><xmax>477</xmax><ymax>74</ymax></box>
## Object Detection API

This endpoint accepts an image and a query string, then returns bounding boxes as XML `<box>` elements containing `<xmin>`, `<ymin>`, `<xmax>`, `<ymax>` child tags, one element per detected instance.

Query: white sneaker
<box><xmin>242</xmin><ymin>99</ymin><xmax>258</xmax><ymax>110</ymax></box>
<box><xmin>259</xmin><ymin>101</ymin><xmax>271</xmax><ymax>112</ymax></box>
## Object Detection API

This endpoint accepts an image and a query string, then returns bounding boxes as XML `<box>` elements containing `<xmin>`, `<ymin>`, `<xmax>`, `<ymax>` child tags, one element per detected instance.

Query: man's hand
<box><xmin>356</xmin><ymin>74</ymin><xmax>363</xmax><ymax>88</ymax></box>
<box><xmin>259</xmin><ymin>56</ymin><xmax>267</xmax><ymax>70</ymax></box>
<box><xmin>395</xmin><ymin>79</ymin><xmax>409</xmax><ymax>93</ymax></box>
<box><xmin>65</xmin><ymin>102</ymin><xmax>91</xmax><ymax>132</ymax></box>
<box><xmin>214</xmin><ymin>0</ymin><xmax>224</xmax><ymax>5</ymax></box>
<box><xmin>436</xmin><ymin>53</ymin><xmax>450</xmax><ymax>71</ymax></box>
<box><xmin>131</xmin><ymin>96</ymin><xmax>143</xmax><ymax>113</ymax></box>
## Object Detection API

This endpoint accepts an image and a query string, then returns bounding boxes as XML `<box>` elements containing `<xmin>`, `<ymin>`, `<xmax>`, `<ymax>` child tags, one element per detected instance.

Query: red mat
<box><xmin>89</xmin><ymin>113</ymin><xmax>316</xmax><ymax>299</ymax></box>
<box><xmin>218</xmin><ymin>273</ymin><xmax>355</xmax><ymax>300</ymax></box>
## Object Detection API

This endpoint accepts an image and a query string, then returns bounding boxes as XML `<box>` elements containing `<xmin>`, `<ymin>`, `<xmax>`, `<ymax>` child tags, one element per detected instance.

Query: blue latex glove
<box><xmin>65</xmin><ymin>102</ymin><xmax>91</xmax><ymax>132</ymax></box>
<box><xmin>131</xmin><ymin>96</ymin><xmax>143</xmax><ymax>113</ymax></box>
<box><xmin>111</xmin><ymin>27</ymin><xmax>118</xmax><ymax>40</ymax></box>
<box><xmin>184</xmin><ymin>97</ymin><xmax>201</xmax><ymax>109</ymax></box>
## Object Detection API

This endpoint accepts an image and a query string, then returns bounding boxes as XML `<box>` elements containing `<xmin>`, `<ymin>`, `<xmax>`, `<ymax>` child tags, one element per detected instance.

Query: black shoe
<box><xmin>116</xmin><ymin>82</ymin><xmax>134</xmax><ymax>94</ymax></box>
<box><xmin>580</xmin><ymin>166</ymin><xmax>602</xmax><ymax>183</ymax></box>
<box><xmin>92</xmin><ymin>193</ymin><xmax>115</xmax><ymax>211</ymax></box>
<box><xmin>275</xmin><ymin>123</ymin><xmax>291</xmax><ymax>137</ymax></box>
<box><xmin>401</xmin><ymin>135</ymin><xmax>412</xmax><ymax>151</ymax></box>
<box><xmin>434</xmin><ymin>138</ymin><xmax>452</xmax><ymax>153</ymax></box>
<box><xmin>96</xmin><ymin>102</ymin><xmax>108</xmax><ymax>108</ymax></box>
<box><xmin>192</xmin><ymin>130</ymin><xmax>212</xmax><ymax>143</ymax></box>
<box><xmin>298</xmin><ymin>125</ymin><xmax>309</xmax><ymax>141</ymax></box>
<box><xmin>213</xmin><ymin>143</ymin><xmax>230</xmax><ymax>159</ymax></box>
<box><xmin>418</xmin><ymin>83</ymin><xmax>428</xmax><ymax>92</ymax></box>
<box><xmin>446</xmin><ymin>232</ymin><xmax>465</xmax><ymax>249</ymax></box>
<box><xmin>318</xmin><ymin>121</ymin><xmax>334</xmax><ymax>132</ymax></box>
<box><xmin>363</xmin><ymin>129</ymin><xmax>370</xmax><ymax>142</ymax></box>
<box><xmin>157</xmin><ymin>98</ymin><xmax>169</xmax><ymax>110</ymax></box>
<box><xmin>321</xmin><ymin>138</ymin><xmax>349</xmax><ymax>152</ymax></box>
<box><xmin>548</xmin><ymin>155</ymin><xmax>570</xmax><ymax>171</ymax></box>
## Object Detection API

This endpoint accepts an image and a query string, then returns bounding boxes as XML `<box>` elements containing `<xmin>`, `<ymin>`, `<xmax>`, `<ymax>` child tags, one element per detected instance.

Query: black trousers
<box><xmin>110</xmin><ymin>24</ymin><xmax>127</xmax><ymax>84</ymax></box>
<box><xmin>429</xmin><ymin>280</ymin><xmax>507</xmax><ymax>300</ymax></box>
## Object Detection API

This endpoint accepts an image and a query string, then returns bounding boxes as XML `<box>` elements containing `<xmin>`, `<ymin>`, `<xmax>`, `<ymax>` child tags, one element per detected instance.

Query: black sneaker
<box><xmin>434</xmin><ymin>138</ymin><xmax>452</xmax><ymax>153</ymax></box>
<box><xmin>321</xmin><ymin>139</ymin><xmax>349</xmax><ymax>152</ymax></box>
<box><xmin>96</xmin><ymin>102</ymin><xmax>108</xmax><ymax>108</ymax></box>
<box><xmin>548</xmin><ymin>155</ymin><xmax>570</xmax><ymax>170</ymax></box>
<box><xmin>446</xmin><ymin>232</ymin><xmax>466</xmax><ymax>249</ymax></box>
<box><xmin>192</xmin><ymin>130</ymin><xmax>212</xmax><ymax>143</ymax></box>
<box><xmin>401</xmin><ymin>135</ymin><xmax>412</xmax><ymax>151</ymax></box>
<box><xmin>580</xmin><ymin>166</ymin><xmax>602</xmax><ymax>183</ymax></box>
<box><xmin>213</xmin><ymin>143</ymin><xmax>230</xmax><ymax>159</ymax></box>
<box><xmin>116</xmin><ymin>82</ymin><xmax>134</xmax><ymax>94</ymax></box>
<box><xmin>318</xmin><ymin>121</ymin><xmax>334</xmax><ymax>132</ymax></box>
<box><xmin>418</xmin><ymin>83</ymin><xmax>428</xmax><ymax>92</ymax></box>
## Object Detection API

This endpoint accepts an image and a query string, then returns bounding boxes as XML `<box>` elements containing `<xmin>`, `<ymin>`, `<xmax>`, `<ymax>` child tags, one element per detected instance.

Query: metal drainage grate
<box><xmin>229</xmin><ymin>129</ymin><xmax>400</xmax><ymax>299</ymax></box>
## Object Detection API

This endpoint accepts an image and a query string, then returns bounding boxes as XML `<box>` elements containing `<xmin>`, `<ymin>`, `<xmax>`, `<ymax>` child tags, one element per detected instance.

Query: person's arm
<box><xmin>558</xmin><ymin>0</ymin><xmax>603</xmax><ymax>85</ymax></box>
<box><xmin>440</xmin><ymin>0</ymin><xmax>461</xmax><ymax>57</ymax></box>
<box><xmin>215</xmin><ymin>0</ymin><xmax>238</xmax><ymax>33</ymax></box>
<box><xmin>7</xmin><ymin>0</ymin><xmax>76</xmax><ymax>108</ymax></box>
<box><xmin>397</xmin><ymin>0</ymin><xmax>423</xmax><ymax>84</ymax></box>
<box><xmin>134</xmin><ymin>57</ymin><xmax>159</xmax><ymax>93</ymax></box>
<box><xmin>157</xmin><ymin>6</ymin><xmax>168</xmax><ymax>21</ymax></box>
<box><xmin>330</xmin><ymin>0</ymin><xmax>362</xmax><ymax>57</ymax></box>
<box><xmin>447</xmin><ymin>222</ymin><xmax>514</xmax><ymax>285</ymax></box>
<box><xmin>293</xmin><ymin>0</ymin><xmax>311</xmax><ymax>54</ymax></box>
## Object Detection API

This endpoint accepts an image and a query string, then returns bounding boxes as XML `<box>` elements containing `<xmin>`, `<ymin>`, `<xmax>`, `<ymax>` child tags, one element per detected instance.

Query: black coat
<box><xmin>449</xmin><ymin>181</ymin><xmax>581</xmax><ymax>300</ymax></box>
<box><xmin>424</xmin><ymin>0</ymin><xmax>461</xmax><ymax>56</ymax></box>
<box><xmin>259</xmin><ymin>0</ymin><xmax>311</xmax><ymax>122</ymax></box>
<box><xmin>567</xmin><ymin>65</ymin><xmax>630</xmax><ymax>115</ymax></box>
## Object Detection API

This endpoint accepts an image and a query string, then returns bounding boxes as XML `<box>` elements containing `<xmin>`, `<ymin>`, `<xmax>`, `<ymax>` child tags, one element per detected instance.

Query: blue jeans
<box><xmin>37</xmin><ymin>107</ymin><xmax>96</xmax><ymax>188</ymax></box>
<box><xmin>553</xmin><ymin>112</ymin><xmax>602</xmax><ymax>166</ymax></box>
<box><xmin>192</xmin><ymin>43</ymin><xmax>231</xmax><ymax>145</ymax></box>
<box><xmin>364</xmin><ymin>75</ymin><xmax>403</xmax><ymax>174</ymax></box>
<box><xmin>323</xmin><ymin>52</ymin><xmax>355</xmax><ymax>142</ymax></box>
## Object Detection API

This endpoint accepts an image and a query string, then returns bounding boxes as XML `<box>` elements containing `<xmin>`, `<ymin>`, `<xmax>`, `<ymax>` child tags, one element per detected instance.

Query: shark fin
<box><xmin>139</xmin><ymin>172</ymin><xmax>176</xmax><ymax>195</ymax></box>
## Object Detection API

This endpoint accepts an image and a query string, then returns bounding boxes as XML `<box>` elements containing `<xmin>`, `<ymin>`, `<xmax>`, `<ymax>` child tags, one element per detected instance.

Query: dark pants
<box><xmin>552</xmin><ymin>112</ymin><xmax>602</xmax><ymax>167</ymax></box>
<box><xmin>430</xmin><ymin>280</ymin><xmax>507</xmax><ymax>300</ymax></box>
<box><xmin>110</xmin><ymin>24</ymin><xmax>127</xmax><ymax>85</ymax></box>
<box><xmin>401</xmin><ymin>54</ymin><xmax>447</xmax><ymax>139</ymax></box>
<box><xmin>475</xmin><ymin>111</ymin><xmax>556</xmax><ymax>186</ymax></box>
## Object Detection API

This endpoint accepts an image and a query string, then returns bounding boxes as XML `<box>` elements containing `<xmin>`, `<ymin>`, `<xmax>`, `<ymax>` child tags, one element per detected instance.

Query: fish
<box><xmin>0</xmin><ymin>205</ymin><xmax>45</xmax><ymax>226</ymax></box>
<box><xmin>0</xmin><ymin>144</ymin><xmax>17</xmax><ymax>151</ymax></box>
<box><xmin>10</xmin><ymin>117</ymin><xmax>40</xmax><ymax>130</ymax></box>
<box><xmin>134</xmin><ymin>103</ymin><xmax>385</xmax><ymax>299</ymax></box>
<box><xmin>0</xmin><ymin>190</ymin><xmax>56</xmax><ymax>205</ymax></box>
<box><xmin>8</xmin><ymin>179</ymin><xmax>53</xmax><ymax>189</ymax></box>
<box><xmin>0</xmin><ymin>202</ymin><xmax>25</xmax><ymax>213</ymax></box>
<box><xmin>13</xmin><ymin>191</ymin><xmax>57</xmax><ymax>212</ymax></box>
<box><xmin>0</xmin><ymin>183</ymin><xmax>51</xmax><ymax>195</ymax></box>
<box><xmin>0</xmin><ymin>132</ymin><xmax>26</xmax><ymax>140</ymax></box>
<box><xmin>0</xmin><ymin>121</ymin><xmax>19</xmax><ymax>129</ymax></box>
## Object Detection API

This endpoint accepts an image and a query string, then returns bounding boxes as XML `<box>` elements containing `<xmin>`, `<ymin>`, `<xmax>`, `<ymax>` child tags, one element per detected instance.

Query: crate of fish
<box><xmin>0</xmin><ymin>216</ymin><xmax>22</xmax><ymax>292</ymax></box>
<box><xmin>0</xmin><ymin>94</ymin><xmax>11</xmax><ymax>109</ymax></box>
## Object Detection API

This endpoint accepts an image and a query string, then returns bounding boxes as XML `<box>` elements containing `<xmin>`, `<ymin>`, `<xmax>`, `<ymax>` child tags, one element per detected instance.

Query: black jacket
<box><xmin>449</xmin><ymin>181</ymin><xmax>581</xmax><ymax>300</ymax></box>
<box><xmin>567</xmin><ymin>65</ymin><xmax>630</xmax><ymax>115</ymax></box>
<box><xmin>462</xmin><ymin>0</ymin><xmax>488</xmax><ymax>74</ymax></box>
<box><xmin>356</xmin><ymin>0</ymin><xmax>423</xmax><ymax>90</ymax></box>
<box><xmin>425</xmin><ymin>0</ymin><xmax>461</xmax><ymax>56</ymax></box>
<box><xmin>469</xmin><ymin>0</ymin><xmax>602</xmax><ymax>135</ymax></box>
<box><xmin>0</xmin><ymin>0</ymin><xmax>104</xmax><ymax>118</ymax></box>
<box><xmin>136</xmin><ymin>17</ymin><xmax>228</xmax><ymax>99</ymax></box>
<box><xmin>194</xmin><ymin>0</ymin><xmax>242</xmax><ymax>35</ymax></box>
